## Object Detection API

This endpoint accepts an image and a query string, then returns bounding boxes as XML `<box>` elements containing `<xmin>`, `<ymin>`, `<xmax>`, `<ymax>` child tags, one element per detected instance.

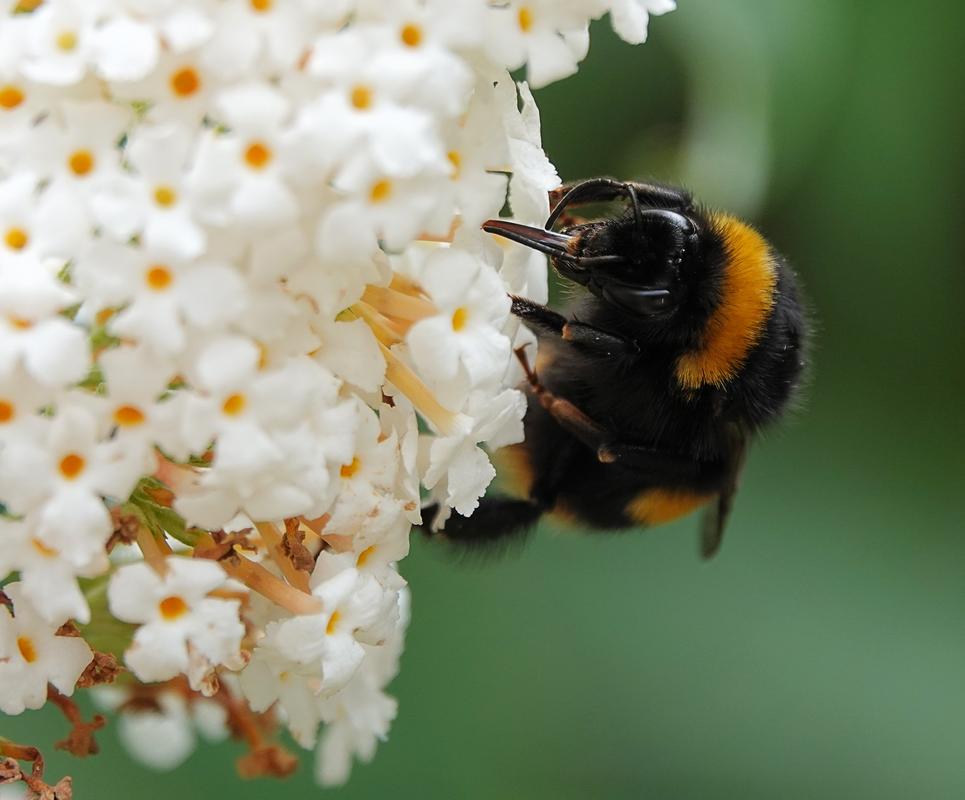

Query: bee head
<box><xmin>484</xmin><ymin>206</ymin><xmax>709</xmax><ymax>320</ymax></box>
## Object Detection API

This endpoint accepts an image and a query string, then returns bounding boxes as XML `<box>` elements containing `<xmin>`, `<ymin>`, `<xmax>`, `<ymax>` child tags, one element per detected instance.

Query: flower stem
<box><xmin>220</xmin><ymin>553</ymin><xmax>322</xmax><ymax>616</ymax></box>
<box><xmin>379</xmin><ymin>343</ymin><xmax>470</xmax><ymax>436</ymax></box>
<box><xmin>252</xmin><ymin>521</ymin><xmax>310</xmax><ymax>593</ymax></box>
<box><xmin>351</xmin><ymin>301</ymin><xmax>405</xmax><ymax>344</ymax></box>
<box><xmin>136</xmin><ymin>525</ymin><xmax>171</xmax><ymax>576</ymax></box>
<box><xmin>361</xmin><ymin>285</ymin><xmax>437</xmax><ymax>322</ymax></box>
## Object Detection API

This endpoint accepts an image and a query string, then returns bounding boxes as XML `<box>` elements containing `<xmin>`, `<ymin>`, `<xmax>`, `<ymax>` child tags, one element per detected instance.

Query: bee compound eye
<box><xmin>602</xmin><ymin>285</ymin><xmax>675</xmax><ymax>316</ymax></box>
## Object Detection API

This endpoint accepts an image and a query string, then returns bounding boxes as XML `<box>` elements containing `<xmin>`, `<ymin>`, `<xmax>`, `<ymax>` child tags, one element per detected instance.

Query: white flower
<box><xmin>406</xmin><ymin>247</ymin><xmax>512</xmax><ymax>410</ymax></box>
<box><xmin>74</xmin><ymin>240</ymin><xmax>249</xmax><ymax>356</ymax></box>
<box><xmin>0</xmin><ymin>514</ymin><xmax>105</xmax><ymax>625</ymax></box>
<box><xmin>19</xmin><ymin>1</ymin><xmax>97</xmax><ymax>87</ymax></box>
<box><xmin>0</xmin><ymin>582</ymin><xmax>93</xmax><ymax>715</ymax></box>
<box><xmin>0</xmin><ymin>171</ymin><xmax>90</xmax><ymax>264</ymax></box>
<box><xmin>314</xmin><ymin>586</ymin><xmax>409</xmax><ymax>786</ymax></box>
<box><xmin>98</xmin><ymin>343</ymin><xmax>189</xmax><ymax>462</ymax></box>
<box><xmin>114</xmin><ymin>123</ymin><xmax>207</xmax><ymax>259</ymax></box>
<box><xmin>485</xmin><ymin>1</ymin><xmax>590</xmax><ymax>89</ymax></box>
<box><xmin>187</xmin><ymin>83</ymin><xmax>299</xmax><ymax>232</ymax></box>
<box><xmin>107</xmin><ymin>557</ymin><xmax>245</xmax><ymax>688</ymax></box>
<box><xmin>609</xmin><ymin>0</ymin><xmax>676</xmax><ymax>45</ymax></box>
<box><xmin>0</xmin><ymin>405</ymin><xmax>139</xmax><ymax>566</ymax></box>
<box><xmin>306</xmin><ymin>28</ymin><xmax>451</xmax><ymax>180</ymax></box>
<box><xmin>93</xmin><ymin>686</ymin><xmax>229</xmax><ymax>771</ymax></box>
<box><xmin>424</xmin><ymin>388</ymin><xmax>527</xmax><ymax>517</ymax></box>
<box><xmin>244</xmin><ymin>567</ymin><xmax>395</xmax><ymax>704</ymax></box>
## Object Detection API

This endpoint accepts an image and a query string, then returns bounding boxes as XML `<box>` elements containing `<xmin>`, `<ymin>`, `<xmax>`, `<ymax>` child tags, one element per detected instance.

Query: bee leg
<box><xmin>514</xmin><ymin>348</ymin><xmax>610</xmax><ymax>453</ymax></box>
<box><xmin>420</xmin><ymin>498</ymin><xmax>545</xmax><ymax>550</ymax></box>
<box><xmin>598</xmin><ymin>440</ymin><xmax>727</xmax><ymax>487</ymax></box>
<box><xmin>512</xmin><ymin>297</ymin><xmax>639</xmax><ymax>356</ymax></box>
<box><xmin>513</xmin><ymin>357</ymin><xmax>727</xmax><ymax>489</ymax></box>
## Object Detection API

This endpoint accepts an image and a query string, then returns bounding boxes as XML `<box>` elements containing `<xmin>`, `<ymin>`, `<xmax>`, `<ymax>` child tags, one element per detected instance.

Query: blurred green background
<box><xmin>8</xmin><ymin>0</ymin><xmax>965</xmax><ymax>797</ymax></box>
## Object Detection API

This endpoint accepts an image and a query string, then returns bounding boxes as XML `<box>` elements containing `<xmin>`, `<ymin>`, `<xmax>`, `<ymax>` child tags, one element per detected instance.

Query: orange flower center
<box><xmin>4</xmin><ymin>227</ymin><xmax>28</xmax><ymax>250</ymax></box>
<box><xmin>250</xmin><ymin>0</ymin><xmax>272</xmax><ymax>9</ymax></box>
<box><xmin>244</xmin><ymin>141</ymin><xmax>271</xmax><ymax>169</ymax></box>
<box><xmin>401</xmin><ymin>24</ymin><xmax>422</xmax><ymax>47</ymax></box>
<box><xmin>340</xmin><ymin>457</ymin><xmax>361</xmax><ymax>479</ymax></box>
<box><xmin>8</xmin><ymin>315</ymin><xmax>33</xmax><ymax>330</ymax></box>
<box><xmin>356</xmin><ymin>545</ymin><xmax>375</xmax><ymax>567</ymax></box>
<box><xmin>145</xmin><ymin>264</ymin><xmax>173</xmax><ymax>290</ymax></box>
<box><xmin>159</xmin><ymin>596</ymin><xmax>188</xmax><ymax>620</ymax></box>
<box><xmin>59</xmin><ymin>453</ymin><xmax>85</xmax><ymax>479</ymax></box>
<box><xmin>17</xmin><ymin>636</ymin><xmax>37</xmax><ymax>663</ymax></box>
<box><xmin>0</xmin><ymin>85</ymin><xmax>24</xmax><ymax>110</ymax></box>
<box><xmin>0</xmin><ymin>400</ymin><xmax>13</xmax><ymax>423</ymax></box>
<box><xmin>114</xmin><ymin>405</ymin><xmax>145</xmax><ymax>426</ymax></box>
<box><xmin>68</xmin><ymin>150</ymin><xmax>94</xmax><ymax>176</ymax></box>
<box><xmin>171</xmin><ymin>67</ymin><xmax>200</xmax><ymax>97</ymax></box>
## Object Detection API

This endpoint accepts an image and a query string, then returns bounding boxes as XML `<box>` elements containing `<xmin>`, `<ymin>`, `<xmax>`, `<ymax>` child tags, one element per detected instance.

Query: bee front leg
<box><xmin>511</xmin><ymin>296</ymin><xmax>639</xmax><ymax>357</ymax></box>
<box><xmin>514</xmin><ymin>346</ymin><xmax>609</xmax><ymax>453</ymax></box>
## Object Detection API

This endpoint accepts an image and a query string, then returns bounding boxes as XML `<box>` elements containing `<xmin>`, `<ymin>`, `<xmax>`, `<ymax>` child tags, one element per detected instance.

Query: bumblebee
<box><xmin>433</xmin><ymin>178</ymin><xmax>808</xmax><ymax>558</ymax></box>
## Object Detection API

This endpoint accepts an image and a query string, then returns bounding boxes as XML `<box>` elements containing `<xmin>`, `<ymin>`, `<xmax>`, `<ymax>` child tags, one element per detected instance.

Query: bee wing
<box><xmin>700</xmin><ymin>422</ymin><xmax>753</xmax><ymax>560</ymax></box>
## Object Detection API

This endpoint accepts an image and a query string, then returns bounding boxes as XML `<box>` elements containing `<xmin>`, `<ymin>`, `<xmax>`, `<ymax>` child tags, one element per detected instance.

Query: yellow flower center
<box><xmin>17</xmin><ymin>636</ymin><xmax>37</xmax><ymax>664</ymax></box>
<box><xmin>356</xmin><ymin>545</ymin><xmax>375</xmax><ymax>567</ymax></box>
<box><xmin>159</xmin><ymin>596</ymin><xmax>188</xmax><ymax>620</ymax></box>
<box><xmin>518</xmin><ymin>7</ymin><xmax>534</xmax><ymax>32</ymax></box>
<box><xmin>59</xmin><ymin>453</ymin><xmax>85</xmax><ymax>480</ymax></box>
<box><xmin>171</xmin><ymin>67</ymin><xmax>201</xmax><ymax>98</ymax></box>
<box><xmin>0</xmin><ymin>85</ymin><xmax>25</xmax><ymax>110</ymax></box>
<box><xmin>32</xmin><ymin>538</ymin><xmax>57</xmax><ymax>557</ymax></box>
<box><xmin>0</xmin><ymin>400</ymin><xmax>13</xmax><ymax>423</ymax></box>
<box><xmin>350</xmin><ymin>85</ymin><xmax>372</xmax><ymax>110</ymax></box>
<box><xmin>369</xmin><ymin>179</ymin><xmax>392</xmax><ymax>203</ymax></box>
<box><xmin>68</xmin><ymin>150</ymin><xmax>94</xmax><ymax>176</ymax></box>
<box><xmin>154</xmin><ymin>185</ymin><xmax>177</xmax><ymax>206</ymax></box>
<box><xmin>5</xmin><ymin>227</ymin><xmax>28</xmax><ymax>250</ymax></box>
<box><xmin>56</xmin><ymin>30</ymin><xmax>77</xmax><ymax>51</ymax></box>
<box><xmin>326</xmin><ymin>610</ymin><xmax>341</xmax><ymax>635</ymax></box>
<box><xmin>250</xmin><ymin>0</ymin><xmax>272</xmax><ymax>10</ymax></box>
<box><xmin>448</xmin><ymin>151</ymin><xmax>461</xmax><ymax>179</ymax></box>
<box><xmin>452</xmin><ymin>307</ymin><xmax>469</xmax><ymax>331</ymax></box>
<box><xmin>340</xmin><ymin>457</ymin><xmax>361</xmax><ymax>479</ymax></box>
<box><xmin>222</xmin><ymin>394</ymin><xmax>246</xmax><ymax>416</ymax></box>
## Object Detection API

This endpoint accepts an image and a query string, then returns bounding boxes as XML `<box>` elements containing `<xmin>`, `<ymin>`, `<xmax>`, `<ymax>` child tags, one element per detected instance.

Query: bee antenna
<box><xmin>626</xmin><ymin>183</ymin><xmax>644</xmax><ymax>232</ymax></box>
<box><xmin>545</xmin><ymin>185</ymin><xmax>580</xmax><ymax>230</ymax></box>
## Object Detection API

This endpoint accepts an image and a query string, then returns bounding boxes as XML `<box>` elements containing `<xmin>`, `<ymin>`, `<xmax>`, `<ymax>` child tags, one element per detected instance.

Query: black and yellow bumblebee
<box><xmin>430</xmin><ymin>178</ymin><xmax>808</xmax><ymax>558</ymax></box>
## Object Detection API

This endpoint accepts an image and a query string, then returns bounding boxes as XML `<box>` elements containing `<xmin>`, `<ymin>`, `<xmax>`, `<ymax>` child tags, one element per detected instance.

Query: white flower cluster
<box><xmin>0</xmin><ymin>0</ymin><xmax>672</xmax><ymax>787</ymax></box>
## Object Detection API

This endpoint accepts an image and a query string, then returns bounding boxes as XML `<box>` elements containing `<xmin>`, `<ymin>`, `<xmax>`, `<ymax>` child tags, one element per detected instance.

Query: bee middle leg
<box><xmin>515</xmin><ymin>347</ymin><xmax>725</xmax><ymax>487</ymax></box>
<box><xmin>511</xmin><ymin>296</ymin><xmax>639</xmax><ymax>357</ymax></box>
